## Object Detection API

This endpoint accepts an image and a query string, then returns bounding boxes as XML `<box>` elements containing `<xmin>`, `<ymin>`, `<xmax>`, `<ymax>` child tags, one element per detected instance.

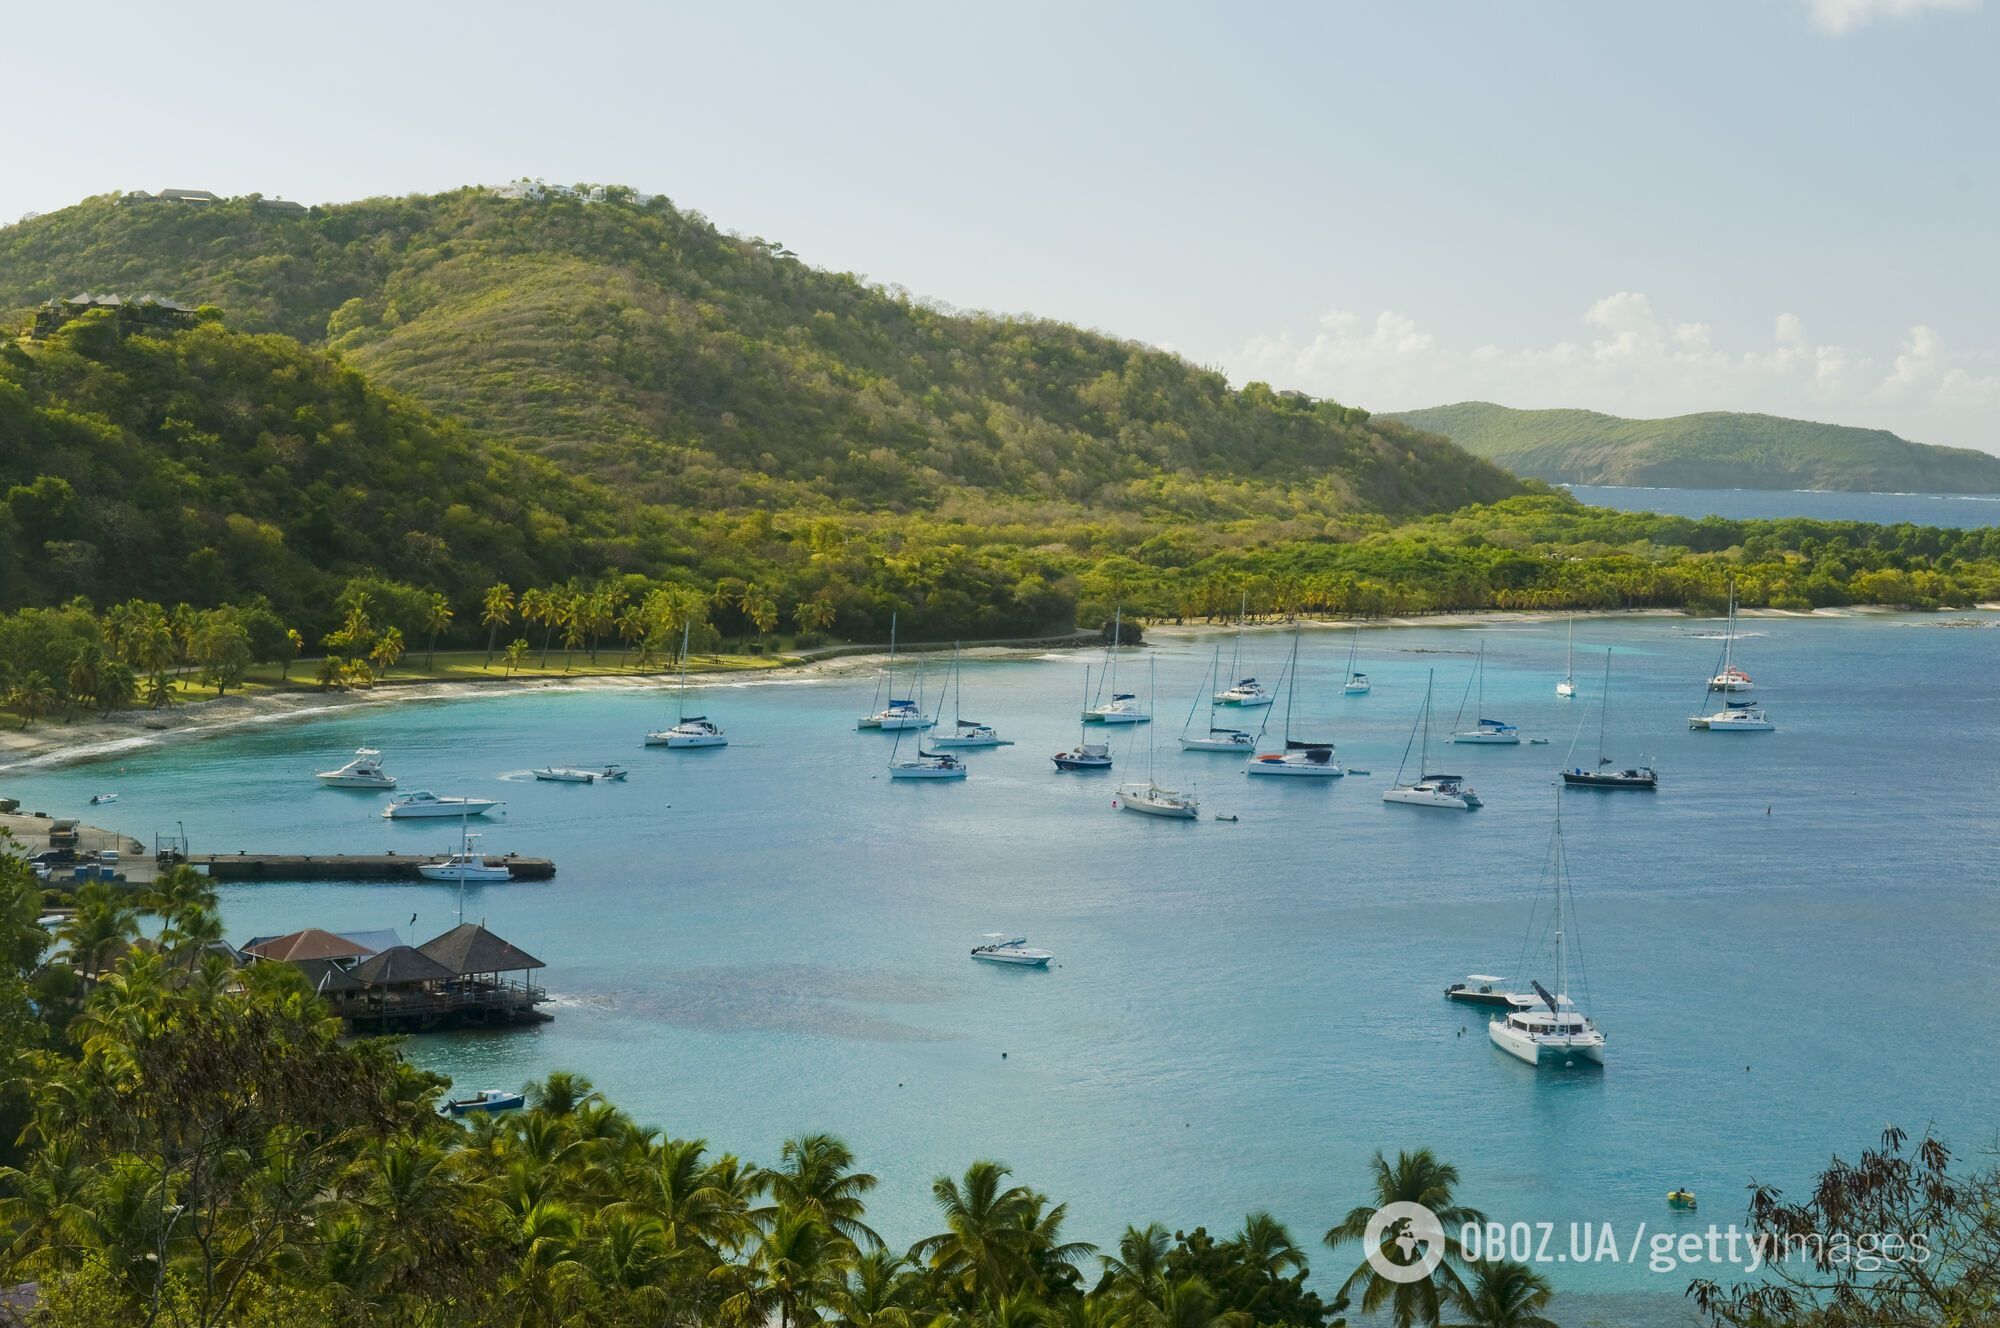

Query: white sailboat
<box><xmin>1213</xmin><ymin>593</ymin><xmax>1274</xmax><ymax>708</ymax></box>
<box><xmin>887</xmin><ymin>685</ymin><xmax>965</xmax><ymax>779</ymax></box>
<box><xmin>1691</xmin><ymin>586</ymin><xmax>1773</xmax><ymax>730</ymax></box>
<box><xmin>1083</xmin><ymin>608</ymin><xmax>1150</xmax><ymax>724</ymax></box>
<box><xmin>1450</xmin><ymin>643</ymin><xmax>1521</xmax><ymax>744</ymax></box>
<box><xmin>646</xmin><ymin>622</ymin><xmax>728</xmax><ymax>748</ymax></box>
<box><xmin>1054</xmin><ymin>666</ymin><xmax>1115</xmax><ymax>770</ymax></box>
<box><xmin>1489</xmin><ymin>792</ymin><xmax>1607</xmax><ymax>1067</ymax></box>
<box><xmin>859</xmin><ymin>613</ymin><xmax>934</xmax><ymax>730</ymax></box>
<box><xmin>1180</xmin><ymin>645</ymin><xmax>1255</xmax><ymax>752</ymax></box>
<box><xmin>1342</xmin><ymin>624</ymin><xmax>1371</xmax><ymax>695</ymax></box>
<box><xmin>1706</xmin><ymin>583</ymin><xmax>1754</xmax><ymax>692</ymax></box>
<box><xmin>1556</xmin><ymin>615</ymin><xmax>1577</xmax><ymax>698</ymax></box>
<box><xmin>1114</xmin><ymin>659</ymin><xmax>1198</xmax><ymax>818</ymax></box>
<box><xmin>1245</xmin><ymin>627</ymin><xmax>1342</xmax><ymax>777</ymax></box>
<box><xmin>1383</xmin><ymin>671</ymin><xmax>1482</xmax><ymax>810</ymax></box>
<box><xmin>929</xmin><ymin>644</ymin><xmax>1015</xmax><ymax>748</ymax></box>
<box><xmin>316</xmin><ymin>747</ymin><xmax>396</xmax><ymax>788</ymax></box>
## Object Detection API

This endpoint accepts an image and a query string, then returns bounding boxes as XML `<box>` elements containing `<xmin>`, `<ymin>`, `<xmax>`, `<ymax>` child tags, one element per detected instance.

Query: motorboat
<box><xmin>416</xmin><ymin>833</ymin><xmax>514</xmax><ymax>883</ymax></box>
<box><xmin>88</xmin><ymin>792</ymin><xmax>118</xmax><ymax>805</ymax></box>
<box><xmin>970</xmin><ymin>935</ymin><xmax>1053</xmax><ymax>967</ymax></box>
<box><xmin>1563</xmin><ymin>650</ymin><xmax>1657</xmax><ymax>788</ymax></box>
<box><xmin>928</xmin><ymin>645</ymin><xmax>1014</xmax><ymax>747</ymax></box>
<box><xmin>1451</xmin><ymin>645</ymin><xmax>1521</xmax><ymax>744</ymax></box>
<box><xmin>1054</xmin><ymin>740</ymin><xmax>1113</xmax><ymax>771</ymax></box>
<box><xmin>1215</xmin><ymin>677</ymin><xmax>1273</xmax><ymax>707</ymax></box>
<box><xmin>1244</xmin><ymin>627</ymin><xmax>1342</xmax><ymax>777</ymax></box>
<box><xmin>1114</xmin><ymin>782</ymin><xmax>1199</xmax><ymax>819</ymax></box>
<box><xmin>531</xmin><ymin>765</ymin><xmax>628</xmax><ymax>783</ymax></box>
<box><xmin>382</xmin><ymin>791</ymin><xmax>500</xmax><ymax>820</ymax></box>
<box><xmin>889</xmin><ymin>749</ymin><xmax>967</xmax><ymax>779</ymax></box>
<box><xmin>647</xmin><ymin>623</ymin><xmax>729</xmax><ymax>747</ymax></box>
<box><xmin>1487</xmin><ymin>792</ymin><xmax>1606</xmax><ymax>1067</ymax></box>
<box><xmin>443</xmin><ymin>1088</ymin><xmax>526</xmax><ymax>1117</ymax></box>
<box><xmin>1082</xmin><ymin>608</ymin><xmax>1149</xmax><ymax>724</ymax></box>
<box><xmin>317</xmin><ymin>747</ymin><xmax>397</xmax><ymax>788</ymax></box>
<box><xmin>1445</xmin><ymin>975</ymin><xmax>1515</xmax><ymax>1007</ymax></box>
<box><xmin>1383</xmin><ymin>672</ymin><xmax>1482</xmax><ymax>810</ymax></box>
<box><xmin>1690</xmin><ymin>701</ymin><xmax>1774</xmax><ymax>731</ymax></box>
<box><xmin>1556</xmin><ymin>615</ymin><xmax>1577</xmax><ymax>698</ymax></box>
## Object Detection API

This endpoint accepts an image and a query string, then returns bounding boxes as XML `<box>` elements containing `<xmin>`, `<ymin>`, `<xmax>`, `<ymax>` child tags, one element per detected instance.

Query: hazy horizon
<box><xmin>8</xmin><ymin>0</ymin><xmax>1996</xmax><ymax>453</ymax></box>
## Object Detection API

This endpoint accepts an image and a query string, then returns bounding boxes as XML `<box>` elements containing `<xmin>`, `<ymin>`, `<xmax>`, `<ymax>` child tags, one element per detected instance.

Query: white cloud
<box><xmin>1802</xmin><ymin>0</ymin><xmax>1981</xmax><ymax>37</ymax></box>
<box><xmin>1230</xmin><ymin>295</ymin><xmax>2000</xmax><ymax>450</ymax></box>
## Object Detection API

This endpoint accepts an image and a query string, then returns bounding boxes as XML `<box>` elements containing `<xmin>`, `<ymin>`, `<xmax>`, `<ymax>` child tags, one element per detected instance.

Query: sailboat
<box><xmin>646</xmin><ymin>623</ymin><xmax>728</xmax><ymax>748</ymax></box>
<box><xmin>1489</xmin><ymin>791</ymin><xmax>1607</xmax><ymax>1067</ymax></box>
<box><xmin>929</xmin><ymin>645</ymin><xmax>1014</xmax><ymax>748</ymax></box>
<box><xmin>1213</xmin><ymin>593</ymin><xmax>1274</xmax><ymax>707</ymax></box>
<box><xmin>887</xmin><ymin>684</ymin><xmax>966</xmax><ymax>779</ymax></box>
<box><xmin>1113</xmin><ymin>659</ymin><xmax>1199</xmax><ymax>818</ymax></box>
<box><xmin>859</xmin><ymin>613</ymin><xmax>934</xmax><ymax>730</ymax></box>
<box><xmin>1055</xmin><ymin>666</ymin><xmax>1115</xmax><ymax>770</ymax></box>
<box><xmin>1707</xmin><ymin>583</ymin><xmax>1754</xmax><ymax>692</ymax></box>
<box><xmin>1245</xmin><ymin>627</ymin><xmax>1342</xmax><ymax>777</ymax></box>
<box><xmin>1555</xmin><ymin>615</ymin><xmax>1577</xmax><ymax>699</ymax></box>
<box><xmin>1563</xmin><ymin>650</ymin><xmax>1657</xmax><ymax>789</ymax></box>
<box><xmin>1342</xmin><ymin>624</ymin><xmax>1371</xmax><ymax>695</ymax></box>
<box><xmin>1383</xmin><ymin>670</ymin><xmax>1482</xmax><ymax>810</ymax></box>
<box><xmin>1180</xmin><ymin>645</ymin><xmax>1255</xmax><ymax>752</ymax></box>
<box><xmin>1450</xmin><ymin>643</ymin><xmax>1521</xmax><ymax>744</ymax></box>
<box><xmin>1083</xmin><ymin>608</ymin><xmax>1149</xmax><ymax>723</ymax></box>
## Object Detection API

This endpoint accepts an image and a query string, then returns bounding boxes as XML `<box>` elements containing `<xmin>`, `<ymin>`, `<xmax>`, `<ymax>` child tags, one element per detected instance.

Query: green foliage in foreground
<box><xmin>0</xmin><ymin>189</ymin><xmax>1521</xmax><ymax>520</ymax></box>
<box><xmin>1390</xmin><ymin>401</ymin><xmax>2000</xmax><ymax>494</ymax></box>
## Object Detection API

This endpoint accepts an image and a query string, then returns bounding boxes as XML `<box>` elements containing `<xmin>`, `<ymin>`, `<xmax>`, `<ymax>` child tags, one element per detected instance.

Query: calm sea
<box><xmin>13</xmin><ymin>612</ymin><xmax>2000</xmax><ymax>1325</ymax></box>
<box><xmin>1566</xmin><ymin>484</ymin><xmax>2000</xmax><ymax>528</ymax></box>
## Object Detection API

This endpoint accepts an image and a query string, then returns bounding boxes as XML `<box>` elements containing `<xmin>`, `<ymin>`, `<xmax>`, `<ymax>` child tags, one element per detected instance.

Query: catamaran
<box><xmin>1564</xmin><ymin>650</ymin><xmax>1657</xmax><ymax>788</ymax></box>
<box><xmin>1213</xmin><ymin>593</ymin><xmax>1274</xmax><ymax>707</ymax></box>
<box><xmin>970</xmin><ymin>935</ymin><xmax>1053</xmax><ymax>967</ymax></box>
<box><xmin>1083</xmin><ymin>608</ymin><xmax>1150</xmax><ymax>724</ymax></box>
<box><xmin>1707</xmin><ymin>583</ymin><xmax>1754</xmax><ymax>692</ymax></box>
<box><xmin>1556</xmin><ymin>615</ymin><xmax>1577</xmax><ymax>698</ymax></box>
<box><xmin>1054</xmin><ymin>666</ymin><xmax>1115</xmax><ymax>770</ymax></box>
<box><xmin>1342</xmin><ymin>623</ymin><xmax>1371</xmax><ymax>695</ymax></box>
<box><xmin>929</xmin><ymin>644</ymin><xmax>1015</xmax><ymax>748</ymax></box>
<box><xmin>1383</xmin><ymin>670</ymin><xmax>1482</xmax><ymax>810</ymax></box>
<box><xmin>1114</xmin><ymin>659</ymin><xmax>1198</xmax><ymax>818</ymax></box>
<box><xmin>1180</xmin><ymin>645</ymin><xmax>1256</xmax><ymax>752</ymax></box>
<box><xmin>1451</xmin><ymin>643</ymin><xmax>1521</xmax><ymax>744</ymax></box>
<box><xmin>1244</xmin><ymin>626</ymin><xmax>1342</xmax><ymax>777</ymax></box>
<box><xmin>646</xmin><ymin>622</ymin><xmax>728</xmax><ymax>748</ymax></box>
<box><xmin>1489</xmin><ymin>792</ymin><xmax>1607</xmax><ymax>1067</ymax></box>
<box><xmin>317</xmin><ymin>747</ymin><xmax>397</xmax><ymax>788</ymax></box>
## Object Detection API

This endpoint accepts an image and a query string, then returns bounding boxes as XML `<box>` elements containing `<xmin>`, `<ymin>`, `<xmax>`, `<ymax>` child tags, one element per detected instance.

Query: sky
<box><xmin>7</xmin><ymin>0</ymin><xmax>1997</xmax><ymax>450</ymax></box>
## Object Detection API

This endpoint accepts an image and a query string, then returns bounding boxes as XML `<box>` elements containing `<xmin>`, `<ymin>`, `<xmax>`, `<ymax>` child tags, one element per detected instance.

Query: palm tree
<box><xmin>280</xmin><ymin>628</ymin><xmax>303</xmax><ymax>680</ymax></box>
<box><xmin>1444</xmin><ymin>1261</ymin><xmax>1556</xmax><ymax>1328</ymax></box>
<box><xmin>1099</xmin><ymin>1223</ymin><xmax>1171</xmax><ymax>1295</ymax></box>
<box><xmin>756</xmin><ymin>1134</ymin><xmax>883</xmax><ymax>1251</ymax></box>
<box><xmin>1228</xmin><ymin>1211</ymin><xmax>1305</xmax><ymax>1280</ymax></box>
<box><xmin>56</xmin><ymin>881</ymin><xmax>139</xmax><ymax>981</ymax></box>
<box><xmin>827</xmin><ymin>1249</ymin><xmax>927</xmax><ymax>1328</ymax></box>
<box><xmin>8</xmin><ymin>673</ymin><xmax>56</xmax><ymax>728</ymax></box>
<box><xmin>1138</xmin><ymin>1276</ymin><xmax>1247</xmax><ymax>1328</ymax></box>
<box><xmin>1323</xmin><ymin>1150</ymin><xmax>1485</xmax><ymax>1328</ymax></box>
<box><xmin>144</xmin><ymin>672</ymin><xmax>175</xmax><ymax>709</ymax></box>
<box><xmin>369</xmin><ymin>626</ymin><xmax>405</xmax><ymax>678</ymax></box>
<box><xmin>503</xmin><ymin>639</ymin><xmax>529</xmax><ymax>677</ymax></box>
<box><xmin>519</xmin><ymin>588</ymin><xmax>552</xmax><ymax>669</ymax></box>
<box><xmin>64</xmin><ymin>644</ymin><xmax>105</xmax><ymax>719</ymax></box>
<box><xmin>793</xmin><ymin>593</ymin><xmax>839</xmax><ymax>638</ymax></box>
<box><xmin>910</xmin><ymin>1160</ymin><xmax>1066</xmax><ymax>1305</ymax></box>
<box><xmin>482</xmin><ymin>583</ymin><xmax>515</xmax><ymax>668</ymax></box>
<box><xmin>422</xmin><ymin>593</ymin><xmax>453</xmax><ymax>670</ymax></box>
<box><xmin>315</xmin><ymin>656</ymin><xmax>347</xmax><ymax>691</ymax></box>
<box><xmin>728</xmin><ymin>1206</ymin><xmax>846</xmax><ymax>1328</ymax></box>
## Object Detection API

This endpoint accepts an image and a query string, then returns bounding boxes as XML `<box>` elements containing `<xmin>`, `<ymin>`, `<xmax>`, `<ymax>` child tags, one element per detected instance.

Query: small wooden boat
<box><xmin>444</xmin><ymin>1088</ymin><xmax>525</xmax><ymax>1116</ymax></box>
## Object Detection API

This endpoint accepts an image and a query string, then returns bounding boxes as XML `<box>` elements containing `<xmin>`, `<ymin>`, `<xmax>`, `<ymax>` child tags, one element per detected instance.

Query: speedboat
<box><xmin>1054</xmin><ymin>741</ymin><xmax>1112</xmax><ymax>771</ymax></box>
<box><xmin>1083</xmin><ymin>693</ymin><xmax>1149</xmax><ymax>724</ymax></box>
<box><xmin>970</xmin><ymin>935</ymin><xmax>1053</xmax><ymax>967</ymax></box>
<box><xmin>1245</xmin><ymin>745</ymin><xmax>1343</xmax><ymax>777</ymax></box>
<box><xmin>531</xmin><ymin>765</ymin><xmax>628</xmax><ymax>783</ymax></box>
<box><xmin>417</xmin><ymin>835</ymin><xmax>514</xmax><ymax>883</ymax></box>
<box><xmin>443</xmin><ymin>1088</ymin><xmax>526</xmax><ymax>1117</ymax></box>
<box><xmin>1689</xmin><ymin>701</ymin><xmax>1773</xmax><ymax>731</ymax></box>
<box><xmin>1445</xmin><ymin>975</ymin><xmax>1515</xmax><ymax>1007</ymax></box>
<box><xmin>1490</xmin><ymin>982</ymin><xmax>1605</xmax><ymax>1066</ymax></box>
<box><xmin>889</xmin><ymin>750</ymin><xmax>966</xmax><ymax>779</ymax></box>
<box><xmin>645</xmin><ymin>716</ymin><xmax>728</xmax><ymax>748</ymax></box>
<box><xmin>1452</xmin><ymin>718</ymin><xmax>1521</xmax><ymax>745</ymax></box>
<box><xmin>1382</xmin><ymin>773</ymin><xmax>1482</xmax><ymax>810</ymax></box>
<box><xmin>88</xmin><ymin>792</ymin><xmax>118</xmax><ymax>805</ymax></box>
<box><xmin>931</xmin><ymin>719</ymin><xmax>1013</xmax><ymax>748</ymax></box>
<box><xmin>1214</xmin><ymin>677</ymin><xmax>1274</xmax><ymax>708</ymax></box>
<box><xmin>1114</xmin><ymin>782</ymin><xmax>1199</xmax><ymax>819</ymax></box>
<box><xmin>317</xmin><ymin>747</ymin><xmax>396</xmax><ymax>788</ymax></box>
<box><xmin>382</xmin><ymin>791</ymin><xmax>501</xmax><ymax>819</ymax></box>
<box><xmin>1181</xmin><ymin>728</ymin><xmax>1255</xmax><ymax>753</ymax></box>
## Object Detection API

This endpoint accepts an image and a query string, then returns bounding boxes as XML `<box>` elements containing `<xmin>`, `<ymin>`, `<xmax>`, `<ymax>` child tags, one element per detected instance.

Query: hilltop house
<box><xmin>30</xmin><ymin>292</ymin><xmax>200</xmax><ymax>339</ymax></box>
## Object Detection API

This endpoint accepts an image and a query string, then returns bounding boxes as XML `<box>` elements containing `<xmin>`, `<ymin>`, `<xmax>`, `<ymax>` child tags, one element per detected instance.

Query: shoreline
<box><xmin>4</xmin><ymin>605</ymin><xmax>1987</xmax><ymax>774</ymax></box>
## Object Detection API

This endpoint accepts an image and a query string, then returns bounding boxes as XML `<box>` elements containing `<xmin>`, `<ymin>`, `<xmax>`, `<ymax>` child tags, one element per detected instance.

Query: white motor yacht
<box><xmin>317</xmin><ymin>747</ymin><xmax>397</xmax><ymax>788</ymax></box>
<box><xmin>970</xmin><ymin>935</ymin><xmax>1053</xmax><ymax>967</ymax></box>
<box><xmin>416</xmin><ymin>833</ymin><xmax>514</xmax><ymax>883</ymax></box>
<box><xmin>382</xmin><ymin>791</ymin><xmax>501</xmax><ymax>820</ymax></box>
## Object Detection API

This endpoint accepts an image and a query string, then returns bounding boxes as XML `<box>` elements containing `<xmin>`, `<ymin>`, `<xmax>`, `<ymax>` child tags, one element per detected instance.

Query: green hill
<box><xmin>1388</xmin><ymin>401</ymin><xmax>2000</xmax><ymax>494</ymax></box>
<box><xmin>0</xmin><ymin>189</ymin><xmax>1518</xmax><ymax>521</ymax></box>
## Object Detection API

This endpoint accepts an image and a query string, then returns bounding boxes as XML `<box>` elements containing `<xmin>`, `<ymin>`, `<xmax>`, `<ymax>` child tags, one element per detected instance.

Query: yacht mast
<box><xmin>1596</xmin><ymin>649</ymin><xmax>1611</xmax><ymax>764</ymax></box>
<box><xmin>676</xmin><ymin>621</ymin><xmax>691</xmax><ymax>724</ymax></box>
<box><xmin>1228</xmin><ymin>592</ymin><xmax>1247</xmax><ymax>687</ymax></box>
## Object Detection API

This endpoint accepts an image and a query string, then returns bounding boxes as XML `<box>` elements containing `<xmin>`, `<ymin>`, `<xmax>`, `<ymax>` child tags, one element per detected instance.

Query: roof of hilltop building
<box><xmin>242</xmin><ymin>928</ymin><xmax>377</xmax><ymax>963</ymax></box>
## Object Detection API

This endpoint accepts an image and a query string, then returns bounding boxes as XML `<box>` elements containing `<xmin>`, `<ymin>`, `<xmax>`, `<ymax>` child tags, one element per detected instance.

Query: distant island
<box><xmin>1388</xmin><ymin>401</ymin><xmax>2000</xmax><ymax>494</ymax></box>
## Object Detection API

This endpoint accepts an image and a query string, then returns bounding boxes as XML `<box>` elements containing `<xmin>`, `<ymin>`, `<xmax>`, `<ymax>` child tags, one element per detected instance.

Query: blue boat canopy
<box><xmin>1112</xmin><ymin>692</ymin><xmax>1136</xmax><ymax>701</ymax></box>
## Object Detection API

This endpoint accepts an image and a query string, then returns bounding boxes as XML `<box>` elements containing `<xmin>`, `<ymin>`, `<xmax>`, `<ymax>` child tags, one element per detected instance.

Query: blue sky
<box><xmin>8</xmin><ymin>0</ymin><xmax>1996</xmax><ymax>449</ymax></box>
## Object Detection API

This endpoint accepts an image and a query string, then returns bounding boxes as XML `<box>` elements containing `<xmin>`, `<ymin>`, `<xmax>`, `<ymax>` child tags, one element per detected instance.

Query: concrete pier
<box><xmin>191</xmin><ymin>853</ymin><xmax>556</xmax><ymax>882</ymax></box>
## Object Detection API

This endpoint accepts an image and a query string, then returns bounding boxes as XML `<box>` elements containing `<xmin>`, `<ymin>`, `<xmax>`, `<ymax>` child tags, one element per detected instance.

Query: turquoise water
<box><xmin>1566</xmin><ymin>484</ymin><xmax>2000</xmax><ymax>527</ymax></box>
<box><xmin>11</xmin><ymin>613</ymin><xmax>2000</xmax><ymax>1323</ymax></box>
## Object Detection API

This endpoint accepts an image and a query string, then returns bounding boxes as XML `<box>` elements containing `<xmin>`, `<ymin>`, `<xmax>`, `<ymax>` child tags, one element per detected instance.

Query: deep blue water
<box><xmin>10</xmin><ymin>612</ymin><xmax>2000</xmax><ymax>1325</ymax></box>
<box><xmin>1566</xmin><ymin>484</ymin><xmax>2000</xmax><ymax>527</ymax></box>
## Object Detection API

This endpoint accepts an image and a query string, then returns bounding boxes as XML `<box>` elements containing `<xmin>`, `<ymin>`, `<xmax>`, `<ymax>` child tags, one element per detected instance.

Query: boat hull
<box><xmin>1053</xmin><ymin>755</ymin><xmax>1112</xmax><ymax>770</ymax></box>
<box><xmin>317</xmin><ymin>774</ymin><xmax>397</xmax><ymax>788</ymax></box>
<box><xmin>1556</xmin><ymin>681</ymin><xmax>1576</xmax><ymax>698</ymax></box>
<box><xmin>972</xmin><ymin>951</ymin><xmax>1051</xmax><ymax>967</ymax></box>
<box><xmin>1451</xmin><ymin>731</ymin><xmax>1521</xmax><ymax>745</ymax></box>
<box><xmin>383</xmin><ymin>801</ymin><xmax>499</xmax><ymax>819</ymax></box>
<box><xmin>1083</xmin><ymin>711</ymin><xmax>1150</xmax><ymax>724</ymax></box>
<box><xmin>1690</xmin><ymin>715</ymin><xmax>1774</xmax><ymax>731</ymax></box>
<box><xmin>1562</xmin><ymin>769</ymin><xmax>1657</xmax><ymax>789</ymax></box>
<box><xmin>889</xmin><ymin>765</ymin><xmax>966</xmax><ymax>779</ymax></box>
<box><xmin>1342</xmin><ymin>682</ymin><xmax>1371</xmax><ymax>695</ymax></box>
<box><xmin>1180</xmin><ymin>736</ymin><xmax>1254</xmax><ymax>752</ymax></box>
<box><xmin>1114</xmin><ymin>796</ymin><xmax>1198</xmax><ymax>819</ymax></box>
<box><xmin>1245</xmin><ymin>757</ymin><xmax>1344</xmax><ymax>777</ymax></box>
<box><xmin>648</xmin><ymin>732</ymin><xmax>728</xmax><ymax>748</ymax></box>
<box><xmin>416</xmin><ymin>865</ymin><xmax>513</xmax><ymax>882</ymax></box>
<box><xmin>1214</xmin><ymin>695</ymin><xmax>1273</xmax><ymax>708</ymax></box>
<box><xmin>1446</xmin><ymin>985</ymin><xmax>1515</xmax><ymax>1007</ymax></box>
<box><xmin>446</xmin><ymin>1092</ymin><xmax>525</xmax><ymax>1116</ymax></box>
<box><xmin>855</xmin><ymin>716</ymin><xmax>882</xmax><ymax>730</ymax></box>
<box><xmin>1489</xmin><ymin>1021</ymin><xmax>1606</xmax><ymax>1066</ymax></box>
<box><xmin>1382</xmin><ymin>786</ymin><xmax>1479</xmax><ymax>810</ymax></box>
<box><xmin>931</xmin><ymin>734</ymin><xmax>1011</xmax><ymax>748</ymax></box>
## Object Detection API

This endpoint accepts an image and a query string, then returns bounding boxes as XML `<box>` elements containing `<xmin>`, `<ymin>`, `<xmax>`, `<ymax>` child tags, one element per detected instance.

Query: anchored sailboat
<box><xmin>1707</xmin><ymin>583</ymin><xmax>1754</xmax><ymax>692</ymax></box>
<box><xmin>887</xmin><ymin>683</ymin><xmax>965</xmax><ymax>779</ymax></box>
<box><xmin>1556</xmin><ymin>615</ymin><xmax>1577</xmax><ymax>699</ymax></box>
<box><xmin>1083</xmin><ymin>608</ymin><xmax>1150</xmax><ymax>723</ymax></box>
<box><xmin>1691</xmin><ymin>587</ymin><xmax>1773</xmax><ymax>730</ymax></box>
<box><xmin>1383</xmin><ymin>670</ymin><xmax>1481</xmax><ymax>810</ymax></box>
<box><xmin>1563</xmin><ymin>650</ymin><xmax>1656</xmax><ymax>789</ymax></box>
<box><xmin>646</xmin><ymin>622</ymin><xmax>728</xmax><ymax>748</ymax></box>
<box><xmin>1342</xmin><ymin>623</ymin><xmax>1371</xmax><ymax>695</ymax></box>
<box><xmin>1489</xmin><ymin>791</ymin><xmax>1607</xmax><ymax>1067</ymax></box>
<box><xmin>1054</xmin><ymin>666</ymin><xmax>1114</xmax><ymax>770</ymax></box>
<box><xmin>1245</xmin><ymin>626</ymin><xmax>1342</xmax><ymax>777</ymax></box>
<box><xmin>1450</xmin><ymin>643</ymin><xmax>1521</xmax><ymax>744</ymax></box>
<box><xmin>929</xmin><ymin>644</ymin><xmax>1014</xmax><ymax>748</ymax></box>
<box><xmin>1214</xmin><ymin>593</ymin><xmax>1274</xmax><ymax>708</ymax></box>
<box><xmin>1114</xmin><ymin>658</ymin><xmax>1198</xmax><ymax>818</ymax></box>
<box><xmin>1180</xmin><ymin>645</ymin><xmax>1255</xmax><ymax>752</ymax></box>
<box><xmin>859</xmin><ymin>613</ymin><xmax>934</xmax><ymax>731</ymax></box>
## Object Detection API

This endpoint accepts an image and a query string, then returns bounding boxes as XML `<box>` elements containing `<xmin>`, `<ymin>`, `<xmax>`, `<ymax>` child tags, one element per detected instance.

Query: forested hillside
<box><xmin>1392</xmin><ymin>401</ymin><xmax>2000</xmax><ymax>493</ymax></box>
<box><xmin>0</xmin><ymin>190</ymin><xmax>1519</xmax><ymax>519</ymax></box>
